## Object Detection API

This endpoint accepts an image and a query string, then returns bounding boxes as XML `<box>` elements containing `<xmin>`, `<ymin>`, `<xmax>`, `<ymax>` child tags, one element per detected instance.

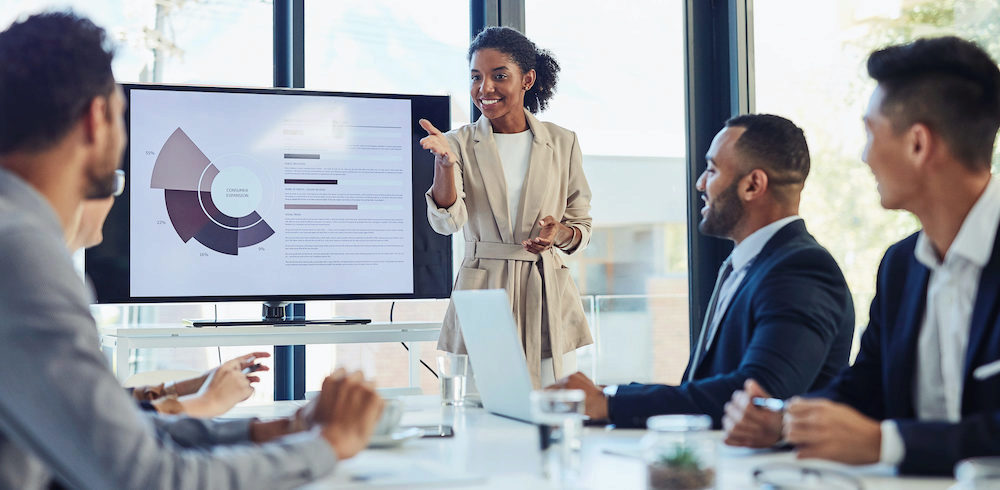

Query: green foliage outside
<box><xmin>770</xmin><ymin>0</ymin><xmax>1000</xmax><ymax>354</ymax></box>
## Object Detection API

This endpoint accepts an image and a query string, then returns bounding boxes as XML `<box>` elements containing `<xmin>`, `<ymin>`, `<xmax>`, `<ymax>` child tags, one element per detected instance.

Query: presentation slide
<box><xmin>128</xmin><ymin>89</ymin><xmax>414</xmax><ymax>297</ymax></box>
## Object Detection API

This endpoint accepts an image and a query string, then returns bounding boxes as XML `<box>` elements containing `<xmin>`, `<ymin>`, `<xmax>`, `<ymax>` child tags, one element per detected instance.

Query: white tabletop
<box><xmin>225</xmin><ymin>396</ymin><xmax>957</xmax><ymax>489</ymax></box>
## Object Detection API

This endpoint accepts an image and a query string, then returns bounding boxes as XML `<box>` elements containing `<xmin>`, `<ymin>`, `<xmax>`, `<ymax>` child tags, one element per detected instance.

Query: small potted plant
<box><xmin>646</xmin><ymin>443</ymin><xmax>715</xmax><ymax>489</ymax></box>
<box><xmin>642</xmin><ymin>415</ymin><xmax>716</xmax><ymax>490</ymax></box>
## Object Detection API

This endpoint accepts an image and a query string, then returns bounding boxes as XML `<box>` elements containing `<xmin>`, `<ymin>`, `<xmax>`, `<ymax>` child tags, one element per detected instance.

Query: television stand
<box><xmin>185</xmin><ymin>301</ymin><xmax>371</xmax><ymax>328</ymax></box>
<box><xmin>185</xmin><ymin>318</ymin><xmax>372</xmax><ymax>328</ymax></box>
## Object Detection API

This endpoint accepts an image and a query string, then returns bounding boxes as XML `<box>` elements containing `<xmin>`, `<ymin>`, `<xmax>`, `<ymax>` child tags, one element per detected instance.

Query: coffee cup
<box><xmin>373</xmin><ymin>399</ymin><xmax>403</xmax><ymax>436</ymax></box>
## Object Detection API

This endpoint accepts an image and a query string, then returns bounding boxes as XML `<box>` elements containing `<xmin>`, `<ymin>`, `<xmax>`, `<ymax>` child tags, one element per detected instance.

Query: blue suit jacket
<box><xmin>609</xmin><ymin>220</ymin><xmax>855</xmax><ymax>428</ymax></box>
<box><xmin>813</xmin><ymin>226</ymin><xmax>1000</xmax><ymax>475</ymax></box>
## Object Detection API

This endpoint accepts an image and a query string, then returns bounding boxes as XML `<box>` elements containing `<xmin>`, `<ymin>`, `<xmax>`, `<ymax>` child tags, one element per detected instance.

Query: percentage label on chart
<box><xmin>156</xmin><ymin>220</ymin><xmax>166</xmax><ymax>225</ymax></box>
<box><xmin>145</xmin><ymin>150</ymin><xmax>156</xmax><ymax>156</ymax></box>
<box><xmin>199</xmin><ymin>252</ymin><xmax>209</xmax><ymax>257</ymax></box>
<box><xmin>257</xmin><ymin>247</ymin><xmax>265</xmax><ymax>251</ymax></box>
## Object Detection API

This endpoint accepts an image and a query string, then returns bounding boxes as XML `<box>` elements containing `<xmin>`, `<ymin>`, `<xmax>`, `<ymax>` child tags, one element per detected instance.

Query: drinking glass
<box><xmin>530</xmin><ymin>389</ymin><xmax>586</xmax><ymax>487</ymax></box>
<box><xmin>436</xmin><ymin>353</ymin><xmax>468</xmax><ymax>406</ymax></box>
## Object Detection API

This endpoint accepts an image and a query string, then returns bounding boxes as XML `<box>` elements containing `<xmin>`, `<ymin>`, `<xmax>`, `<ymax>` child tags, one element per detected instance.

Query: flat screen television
<box><xmin>86</xmin><ymin>83</ymin><xmax>453</xmax><ymax>306</ymax></box>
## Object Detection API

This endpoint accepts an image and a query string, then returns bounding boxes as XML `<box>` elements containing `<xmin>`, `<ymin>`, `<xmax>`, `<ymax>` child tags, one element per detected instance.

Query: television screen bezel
<box><xmin>85</xmin><ymin>82</ymin><xmax>453</xmax><ymax>304</ymax></box>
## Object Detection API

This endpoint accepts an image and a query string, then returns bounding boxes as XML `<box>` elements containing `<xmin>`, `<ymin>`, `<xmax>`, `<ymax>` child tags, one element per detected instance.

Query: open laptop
<box><xmin>450</xmin><ymin>289</ymin><xmax>539</xmax><ymax>423</ymax></box>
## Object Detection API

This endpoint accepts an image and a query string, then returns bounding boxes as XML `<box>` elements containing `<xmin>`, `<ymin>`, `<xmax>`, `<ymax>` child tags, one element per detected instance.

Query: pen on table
<box><xmin>973</xmin><ymin>359</ymin><xmax>1000</xmax><ymax>381</ymax></box>
<box><xmin>751</xmin><ymin>397</ymin><xmax>786</xmax><ymax>412</ymax></box>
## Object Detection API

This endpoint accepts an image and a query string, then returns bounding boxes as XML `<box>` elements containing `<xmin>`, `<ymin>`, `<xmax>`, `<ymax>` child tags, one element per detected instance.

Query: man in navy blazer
<box><xmin>550</xmin><ymin>114</ymin><xmax>855</xmax><ymax>428</ymax></box>
<box><xmin>723</xmin><ymin>36</ymin><xmax>1000</xmax><ymax>475</ymax></box>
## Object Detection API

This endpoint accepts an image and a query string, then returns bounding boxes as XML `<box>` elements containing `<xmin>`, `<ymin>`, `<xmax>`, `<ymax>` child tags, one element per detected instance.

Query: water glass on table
<box><xmin>530</xmin><ymin>389</ymin><xmax>586</xmax><ymax>486</ymax></box>
<box><xmin>437</xmin><ymin>353</ymin><xmax>468</xmax><ymax>406</ymax></box>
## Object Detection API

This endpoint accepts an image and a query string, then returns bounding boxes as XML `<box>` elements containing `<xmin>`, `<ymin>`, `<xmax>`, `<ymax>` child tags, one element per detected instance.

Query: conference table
<box><xmin>225</xmin><ymin>395</ymin><xmax>957</xmax><ymax>489</ymax></box>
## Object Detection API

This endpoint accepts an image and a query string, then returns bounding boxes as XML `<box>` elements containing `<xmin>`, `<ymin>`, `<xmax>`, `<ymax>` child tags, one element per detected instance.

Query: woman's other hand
<box><xmin>523</xmin><ymin>216</ymin><xmax>572</xmax><ymax>253</ymax></box>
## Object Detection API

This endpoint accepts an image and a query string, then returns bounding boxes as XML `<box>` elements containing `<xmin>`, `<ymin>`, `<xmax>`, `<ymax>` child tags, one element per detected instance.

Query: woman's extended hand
<box><xmin>523</xmin><ymin>216</ymin><xmax>573</xmax><ymax>253</ymax></box>
<box><xmin>419</xmin><ymin>119</ymin><xmax>455</xmax><ymax>167</ymax></box>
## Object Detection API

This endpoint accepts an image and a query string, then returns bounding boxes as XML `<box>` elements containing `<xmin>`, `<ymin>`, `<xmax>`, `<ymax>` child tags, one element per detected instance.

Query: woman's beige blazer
<box><xmin>425</xmin><ymin>109</ymin><xmax>594</xmax><ymax>388</ymax></box>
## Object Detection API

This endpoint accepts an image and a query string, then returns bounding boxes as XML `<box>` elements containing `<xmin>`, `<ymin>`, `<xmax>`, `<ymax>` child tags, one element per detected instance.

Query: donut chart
<box><xmin>150</xmin><ymin>127</ymin><xmax>274</xmax><ymax>255</ymax></box>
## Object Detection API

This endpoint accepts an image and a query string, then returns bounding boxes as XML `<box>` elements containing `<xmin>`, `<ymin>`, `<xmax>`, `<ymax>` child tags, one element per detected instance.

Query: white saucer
<box><xmin>368</xmin><ymin>427</ymin><xmax>423</xmax><ymax>449</ymax></box>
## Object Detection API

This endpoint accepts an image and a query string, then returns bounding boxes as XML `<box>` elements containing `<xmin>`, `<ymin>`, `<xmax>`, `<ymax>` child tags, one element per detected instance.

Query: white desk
<box><xmin>99</xmin><ymin>322</ymin><xmax>440</xmax><ymax>386</ymax></box>
<box><xmin>226</xmin><ymin>396</ymin><xmax>957</xmax><ymax>489</ymax></box>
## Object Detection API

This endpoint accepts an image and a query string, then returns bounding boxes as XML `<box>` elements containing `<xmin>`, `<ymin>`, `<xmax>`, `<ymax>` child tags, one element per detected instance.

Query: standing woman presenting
<box><xmin>419</xmin><ymin>26</ymin><xmax>592</xmax><ymax>388</ymax></box>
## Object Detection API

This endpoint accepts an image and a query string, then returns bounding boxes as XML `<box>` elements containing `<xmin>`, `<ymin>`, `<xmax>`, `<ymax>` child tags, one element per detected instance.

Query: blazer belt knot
<box><xmin>464</xmin><ymin>240</ymin><xmax>564</xmax><ymax>388</ymax></box>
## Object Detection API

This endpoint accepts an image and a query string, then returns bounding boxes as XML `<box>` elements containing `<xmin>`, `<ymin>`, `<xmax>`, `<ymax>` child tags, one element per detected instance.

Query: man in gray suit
<box><xmin>0</xmin><ymin>11</ymin><xmax>383</xmax><ymax>489</ymax></box>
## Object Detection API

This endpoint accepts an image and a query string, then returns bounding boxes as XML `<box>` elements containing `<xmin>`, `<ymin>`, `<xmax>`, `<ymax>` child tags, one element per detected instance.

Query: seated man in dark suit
<box><xmin>723</xmin><ymin>36</ymin><xmax>1000</xmax><ymax>476</ymax></box>
<box><xmin>550</xmin><ymin>114</ymin><xmax>855</xmax><ymax>428</ymax></box>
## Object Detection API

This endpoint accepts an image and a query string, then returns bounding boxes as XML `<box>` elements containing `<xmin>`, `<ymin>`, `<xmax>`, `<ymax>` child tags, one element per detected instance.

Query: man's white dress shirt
<box><xmin>880</xmin><ymin>176</ymin><xmax>1000</xmax><ymax>464</ymax></box>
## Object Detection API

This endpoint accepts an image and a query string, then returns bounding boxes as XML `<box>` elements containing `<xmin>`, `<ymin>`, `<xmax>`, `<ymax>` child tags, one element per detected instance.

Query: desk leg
<box><xmin>406</xmin><ymin>342</ymin><xmax>420</xmax><ymax>388</ymax></box>
<box><xmin>116</xmin><ymin>338</ymin><xmax>131</xmax><ymax>382</ymax></box>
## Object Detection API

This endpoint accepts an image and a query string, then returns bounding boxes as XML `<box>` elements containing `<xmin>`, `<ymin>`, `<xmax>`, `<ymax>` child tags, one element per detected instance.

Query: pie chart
<box><xmin>149</xmin><ymin>127</ymin><xmax>274</xmax><ymax>255</ymax></box>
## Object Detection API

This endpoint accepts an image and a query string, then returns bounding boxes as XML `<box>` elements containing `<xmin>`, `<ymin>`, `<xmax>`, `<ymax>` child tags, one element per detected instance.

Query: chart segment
<box><xmin>150</xmin><ymin>127</ymin><xmax>273</xmax><ymax>255</ymax></box>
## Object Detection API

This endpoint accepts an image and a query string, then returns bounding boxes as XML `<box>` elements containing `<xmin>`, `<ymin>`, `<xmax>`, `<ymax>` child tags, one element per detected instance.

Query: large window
<box><xmin>3</xmin><ymin>1</ymin><xmax>696</xmax><ymax>397</ymax></box>
<box><xmin>526</xmin><ymin>0</ymin><xmax>689</xmax><ymax>385</ymax></box>
<box><xmin>1</xmin><ymin>1</ymin><xmax>467</xmax><ymax>400</ymax></box>
<box><xmin>753</xmin><ymin>0</ymin><xmax>1000</xmax><ymax>355</ymax></box>
<box><xmin>0</xmin><ymin>1</ymin><xmax>272</xmax><ymax>86</ymax></box>
<box><xmin>301</xmin><ymin>0</ymin><xmax>471</xmax><ymax>394</ymax></box>
<box><xmin>304</xmin><ymin>0</ymin><xmax>470</xmax><ymax>129</ymax></box>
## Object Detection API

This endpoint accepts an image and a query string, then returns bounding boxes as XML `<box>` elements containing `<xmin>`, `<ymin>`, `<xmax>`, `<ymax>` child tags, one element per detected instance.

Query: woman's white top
<box><xmin>493</xmin><ymin>129</ymin><xmax>533</xmax><ymax>228</ymax></box>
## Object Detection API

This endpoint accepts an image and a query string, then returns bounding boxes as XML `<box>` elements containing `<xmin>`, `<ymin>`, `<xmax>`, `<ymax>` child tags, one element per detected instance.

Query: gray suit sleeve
<box><xmin>0</xmin><ymin>227</ymin><xmax>337</xmax><ymax>490</ymax></box>
<box><xmin>146</xmin><ymin>413</ymin><xmax>253</xmax><ymax>449</ymax></box>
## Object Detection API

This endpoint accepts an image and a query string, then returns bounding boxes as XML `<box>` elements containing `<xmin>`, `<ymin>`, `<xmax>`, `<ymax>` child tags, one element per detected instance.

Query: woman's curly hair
<box><xmin>468</xmin><ymin>26</ymin><xmax>560</xmax><ymax>113</ymax></box>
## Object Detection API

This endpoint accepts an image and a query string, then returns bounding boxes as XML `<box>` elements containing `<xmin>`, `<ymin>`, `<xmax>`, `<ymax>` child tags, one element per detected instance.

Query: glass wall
<box><xmin>526</xmin><ymin>0</ymin><xmax>689</xmax><ymax>384</ymax></box>
<box><xmin>753</xmin><ymin>0</ymin><xmax>1000</xmax><ymax>356</ymax></box>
